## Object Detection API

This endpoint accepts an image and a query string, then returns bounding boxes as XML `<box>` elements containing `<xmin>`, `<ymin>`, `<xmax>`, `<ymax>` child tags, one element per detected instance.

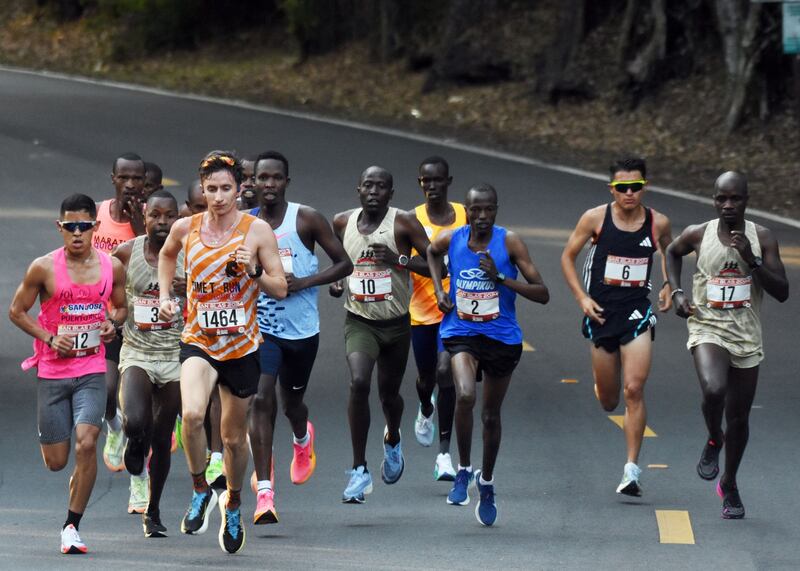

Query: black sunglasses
<box><xmin>609</xmin><ymin>180</ymin><xmax>646</xmax><ymax>194</ymax></box>
<box><xmin>59</xmin><ymin>221</ymin><xmax>97</xmax><ymax>233</ymax></box>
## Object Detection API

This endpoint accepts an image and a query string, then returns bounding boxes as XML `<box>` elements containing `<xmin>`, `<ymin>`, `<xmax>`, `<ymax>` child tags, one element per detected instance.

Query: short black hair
<box><xmin>466</xmin><ymin>183</ymin><xmax>498</xmax><ymax>204</ymax></box>
<box><xmin>199</xmin><ymin>150</ymin><xmax>243</xmax><ymax>184</ymax></box>
<box><xmin>359</xmin><ymin>166</ymin><xmax>393</xmax><ymax>188</ymax></box>
<box><xmin>419</xmin><ymin>156</ymin><xmax>450</xmax><ymax>175</ymax></box>
<box><xmin>144</xmin><ymin>162</ymin><xmax>163</xmax><ymax>183</ymax></box>
<box><xmin>146</xmin><ymin>189</ymin><xmax>178</xmax><ymax>209</ymax></box>
<box><xmin>255</xmin><ymin>151</ymin><xmax>289</xmax><ymax>178</ymax></box>
<box><xmin>187</xmin><ymin>179</ymin><xmax>202</xmax><ymax>200</ymax></box>
<box><xmin>610</xmin><ymin>157</ymin><xmax>647</xmax><ymax>180</ymax></box>
<box><xmin>113</xmin><ymin>152</ymin><xmax>145</xmax><ymax>174</ymax></box>
<box><xmin>60</xmin><ymin>193</ymin><xmax>97</xmax><ymax>218</ymax></box>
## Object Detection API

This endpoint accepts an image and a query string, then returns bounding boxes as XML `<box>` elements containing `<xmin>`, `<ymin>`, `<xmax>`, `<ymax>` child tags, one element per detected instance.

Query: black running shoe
<box><xmin>124</xmin><ymin>437</ymin><xmax>146</xmax><ymax>476</ymax></box>
<box><xmin>218</xmin><ymin>490</ymin><xmax>245</xmax><ymax>554</ymax></box>
<box><xmin>181</xmin><ymin>488</ymin><xmax>217</xmax><ymax>534</ymax></box>
<box><xmin>697</xmin><ymin>438</ymin><xmax>722</xmax><ymax>480</ymax></box>
<box><xmin>717</xmin><ymin>481</ymin><xmax>745</xmax><ymax>519</ymax></box>
<box><xmin>143</xmin><ymin>511</ymin><xmax>167</xmax><ymax>538</ymax></box>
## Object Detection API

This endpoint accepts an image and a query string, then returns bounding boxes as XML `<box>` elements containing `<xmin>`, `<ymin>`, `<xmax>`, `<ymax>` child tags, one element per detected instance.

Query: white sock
<box><xmin>107</xmin><ymin>414</ymin><xmax>122</xmax><ymax>433</ymax></box>
<box><xmin>293</xmin><ymin>431</ymin><xmax>310</xmax><ymax>446</ymax></box>
<box><xmin>458</xmin><ymin>464</ymin><xmax>473</xmax><ymax>473</ymax></box>
<box><xmin>210</xmin><ymin>452</ymin><xmax>223</xmax><ymax>463</ymax></box>
<box><xmin>479</xmin><ymin>473</ymin><xmax>493</xmax><ymax>486</ymax></box>
<box><xmin>257</xmin><ymin>479</ymin><xmax>272</xmax><ymax>492</ymax></box>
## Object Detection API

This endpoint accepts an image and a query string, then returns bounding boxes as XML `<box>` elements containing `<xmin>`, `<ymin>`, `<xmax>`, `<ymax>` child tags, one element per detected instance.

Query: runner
<box><xmin>560</xmin><ymin>157</ymin><xmax>672</xmax><ymax>497</ymax></box>
<box><xmin>114</xmin><ymin>190</ymin><xmax>185</xmax><ymax>537</ymax></box>
<box><xmin>157</xmin><ymin>151</ymin><xmax>286</xmax><ymax>554</ymax></box>
<box><xmin>248</xmin><ymin>150</ymin><xmax>352</xmax><ymax>524</ymax></box>
<box><xmin>665</xmin><ymin>171</ymin><xmax>788</xmax><ymax>519</ymax></box>
<box><xmin>428</xmin><ymin>183</ymin><xmax>549</xmax><ymax>526</ymax></box>
<box><xmin>180</xmin><ymin>179</ymin><xmax>206</xmax><ymax>218</ymax></box>
<box><xmin>9</xmin><ymin>193</ymin><xmax>126</xmax><ymax>554</ymax></box>
<box><xmin>95</xmin><ymin>154</ymin><xmax>146</xmax><ymax>491</ymax></box>
<box><xmin>409</xmin><ymin>156</ymin><xmax>465</xmax><ymax>481</ymax></box>
<box><xmin>330</xmin><ymin>165</ymin><xmax>431</xmax><ymax>503</ymax></box>
<box><xmin>238</xmin><ymin>155</ymin><xmax>258</xmax><ymax>211</ymax></box>
<box><xmin>143</xmin><ymin>162</ymin><xmax>164</xmax><ymax>200</ymax></box>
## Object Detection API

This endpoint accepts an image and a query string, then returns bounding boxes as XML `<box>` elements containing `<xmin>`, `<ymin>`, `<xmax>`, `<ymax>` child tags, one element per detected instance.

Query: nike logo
<box><xmin>378</xmin><ymin>230</ymin><xmax>388</xmax><ymax>234</ymax></box>
<box><xmin>99</xmin><ymin>281</ymin><xmax>107</xmax><ymax>297</ymax></box>
<box><xmin>292</xmin><ymin>385</ymin><xmax>305</xmax><ymax>390</ymax></box>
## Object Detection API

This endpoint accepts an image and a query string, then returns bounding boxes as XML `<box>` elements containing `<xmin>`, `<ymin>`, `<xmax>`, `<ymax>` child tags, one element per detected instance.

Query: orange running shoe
<box><xmin>290</xmin><ymin>421</ymin><xmax>316</xmax><ymax>485</ymax></box>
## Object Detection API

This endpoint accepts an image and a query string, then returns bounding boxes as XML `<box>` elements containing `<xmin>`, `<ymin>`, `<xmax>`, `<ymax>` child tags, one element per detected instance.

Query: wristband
<box><xmin>670</xmin><ymin>288</ymin><xmax>684</xmax><ymax>298</ymax></box>
<box><xmin>248</xmin><ymin>264</ymin><xmax>263</xmax><ymax>278</ymax></box>
<box><xmin>661</xmin><ymin>280</ymin><xmax>670</xmax><ymax>289</ymax></box>
<box><xmin>46</xmin><ymin>335</ymin><xmax>54</xmax><ymax>348</ymax></box>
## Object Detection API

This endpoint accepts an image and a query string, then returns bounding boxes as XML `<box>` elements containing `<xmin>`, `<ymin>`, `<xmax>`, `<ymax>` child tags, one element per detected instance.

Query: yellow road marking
<box><xmin>162</xmin><ymin>177</ymin><xmax>181</xmax><ymax>187</ymax></box>
<box><xmin>655</xmin><ymin>510</ymin><xmax>695</xmax><ymax>544</ymax></box>
<box><xmin>608</xmin><ymin>415</ymin><xmax>657</xmax><ymax>437</ymax></box>
<box><xmin>522</xmin><ymin>340</ymin><xmax>535</xmax><ymax>352</ymax></box>
<box><xmin>561</xmin><ymin>378</ymin><xmax>579</xmax><ymax>384</ymax></box>
<box><xmin>647</xmin><ymin>464</ymin><xmax>669</xmax><ymax>469</ymax></box>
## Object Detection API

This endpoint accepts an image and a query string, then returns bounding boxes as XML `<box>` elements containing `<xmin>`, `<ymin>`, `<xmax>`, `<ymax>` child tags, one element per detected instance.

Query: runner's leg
<box><xmin>70</xmin><ymin>424</ymin><xmax>101</xmax><ymax>513</ymax></box>
<box><xmin>435</xmin><ymin>351</ymin><xmax>455</xmax><ymax>454</ymax></box>
<box><xmin>120</xmin><ymin>367</ymin><xmax>154</xmax><ymax>475</ymax></box>
<box><xmin>249</xmin><ymin>373</ymin><xmax>278</xmax><ymax>481</ymax></box>
<box><xmin>180</xmin><ymin>357</ymin><xmax>218</xmax><ymax>476</ymax></box>
<box><xmin>590</xmin><ymin>345</ymin><xmax>621</xmax><ymax>412</ymax></box>
<box><xmin>148</xmin><ymin>381</ymin><xmax>181</xmax><ymax>513</ymax></box>
<box><xmin>720</xmin><ymin>366</ymin><xmax>759</xmax><ymax>488</ymax></box>
<box><xmin>479</xmin><ymin>373</ymin><xmax>513</xmax><ymax>481</ymax></box>
<box><xmin>692</xmin><ymin>343</ymin><xmax>730</xmax><ymax>445</ymax></box>
<box><xmin>618</xmin><ymin>333</ymin><xmax>652</xmax><ymax>464</ymax></box>
<box><xmin>347</xmin><ymin>353</ymin><xmax>376</xmax><ymax>468</ymax></box>
<box><xmin>377</xmin><ymin>336</ymin><xmax>409</xmax><ymax>446</ymax></box>
<box><xmin>451</xmin><ymin>352</ymin><xmax>479</xmax><ymax>468</ymax></box>
<box><xmin>218</xmin><ymin>385</ymin><xmax>252</xmax><ymax>496</ymax></box>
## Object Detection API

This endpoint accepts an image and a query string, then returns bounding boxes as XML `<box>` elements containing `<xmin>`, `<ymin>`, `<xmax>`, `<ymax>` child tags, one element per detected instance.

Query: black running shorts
<box><xmin>442</xmin><ymin>334</ymin><xmax>522</xmax><ymax>379</ymax></box>
<box><xmin>581</xmin><ymin>299</ymin><xmax>656</xmax><ymax>353</ymax></box>
<box><xmin>179</xmin><ymin>342</ymin><xmax>260</xmax><ymax>398</ymax></box>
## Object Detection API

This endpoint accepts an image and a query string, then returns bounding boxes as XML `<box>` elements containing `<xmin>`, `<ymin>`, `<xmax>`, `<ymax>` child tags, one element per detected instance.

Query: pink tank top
<box><xmin>22</xmin><ymin>248</ymin><xmax>113</xmax><ymax>379</ymax></box>
<box><xmin>93</xmin><ymin>199</ymin><xmax>136</xmax><ymax>253</ymax></box>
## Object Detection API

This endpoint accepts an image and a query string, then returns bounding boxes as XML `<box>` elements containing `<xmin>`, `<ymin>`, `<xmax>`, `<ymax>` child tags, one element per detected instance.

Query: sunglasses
<box><xmin>59</xmin><ymin>221</ymin><xmax>97</xmax><ymax>233</ymax></box>
<box><xmin>609</xmin><ymin>180</ymin><xmax>647</xmax><ymax>193</ymax></box>
<box><xmin>201</xmin><ymin>155</ymin><xmax>236</xmax><ymax>169</ymax></box>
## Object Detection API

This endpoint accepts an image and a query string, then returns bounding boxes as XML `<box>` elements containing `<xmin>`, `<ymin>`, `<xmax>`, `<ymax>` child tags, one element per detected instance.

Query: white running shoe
<box><xmin>128</xmin><ymin>473</ymin><xmax>149</xmax><ymax>514</ymax></box>
<box><xmin>61</xmin><ymin>524</ymin><xmax>87</xmax><ymax>554</ymax></box>
<box><xmin>414</xmin><ymin>399</ymin><xmax>436</xmax><ymax>447</ymax></box>
<box><xmin>616</xmin><ymin>462</ymin><xmax>643</xmax><ymax>497</ymax></box>
<box><xmin>434</xmin><ymin>452</ymin><xmax>457</xmax><ymax>481</ymax></box>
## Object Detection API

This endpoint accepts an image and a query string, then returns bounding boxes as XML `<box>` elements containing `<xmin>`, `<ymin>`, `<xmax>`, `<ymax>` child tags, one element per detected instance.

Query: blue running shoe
<box><xmin>218</xmin><ymin>490</ymin><xmax>245</xmax><ymax>554</ymax></box>
<box><xmin>447</xmin><ymin>468</ymin><xmax>474</xmax><ymax>505</ymax></box>
<box><xmin>342</xmin><ymin>466</ymin><xmax>373</xmax><ymax>504</ymax></box>
<box><xmin>380</xmin><ymin>427</ymin><xmax>404</xmax><ymax>485</ymax></box>
<box><xmin>181</xmin><ymin>488</ymin><xmax>217</xmax><ymax>535</ymax></box>
<box><xmin>474</xmin><ymin>470</ymin><xmax>498</xmax><ymax>526</ymax></box>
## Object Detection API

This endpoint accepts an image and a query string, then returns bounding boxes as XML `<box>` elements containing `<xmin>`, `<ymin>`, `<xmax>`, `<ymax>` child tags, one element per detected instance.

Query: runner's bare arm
<box><xmin>502</xmin><ymin>232</ymin><xmax>549</xmax><ymax>304</ymax></box>
<box><xmin>427</xmin><ymin>229</ymin><xmax>454</xmax><ymax>313</ymax></box>
<box><xmin>111</xmin><ymin>239</ymin><xmax>134</xmax><ymax>269</ymax></box>
<box><xmin>292</xmin><ymin>208</ymin><xmax>352</xmax><ymax>291</ymax></box>
<box><xmin>157</xmin><ymin>217</ymin><xmax>190</xmax><ymax>320</ymax></box>
<box><xmin>395</xmin><ymin>210</ymin><xmax>432</xmax><ymax>277</ymax></box>
<box><xmin>561</xmin><ymin>207</ymin><xmax>605</xmax><ymax>323</ymax></box>
<box><xmin>102</xmin><ymin>257</ymin><xmax>128</xmax><ymax>342</ymax></box>
<box><xmin>748</xmin><ymin>226</ymin><xmax>789</xmax><ymax>302</ymax></box>
<box><xmin>665</xmin><ymin>223</ymin><xmax>705</xmax><ymax>319</ymax></box>
<box><xmin>328</xmin><ymin>210</ymin><xmax>355</xmax><ymax>297</ymax></box>
<box><xmin>247</xmin><ymin>219</ymin><xmax>287</xmax><ymax>300</ymax></box>
<box><xmin>653</xmin><ymin>211</ymin><xmax>674</xmax><ymax>311</ymax></box>
<box><xmin>8</xmin><ymin>256</ymin><xmax>54</xmax><ymax>344</ymax></box>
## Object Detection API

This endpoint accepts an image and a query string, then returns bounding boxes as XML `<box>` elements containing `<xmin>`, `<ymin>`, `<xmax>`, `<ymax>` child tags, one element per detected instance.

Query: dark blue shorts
<box><xmin>259</xmin><ymin>333</ymin><xmax>320</xmax><ymax>393</ymax></box>
<box><xmin>411</xmin><ymin>323</ymin><xmax>446</xmax><ymax>376</ymax></box>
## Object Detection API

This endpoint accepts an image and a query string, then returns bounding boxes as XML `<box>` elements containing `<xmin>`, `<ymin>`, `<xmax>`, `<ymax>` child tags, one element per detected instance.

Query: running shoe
<box><xmin>697</xmin><ymin>438</ymin><xmax>723</xmax><ymax>480</ymax></box>
<box><xmin>474</xmin><ymin>470</ymin><xmax>498</xmax><ymax>526</ymax></box>
<box><xmin>447</xmin><ymin>468</ymin><xmax>474</xmax><ymax>505</ymax></box>
<box><xmin>291</xmin><ymin>421</ymin><xmax>316</xmax><ymax>485</ymax></box>
<box><xmin>342</xmin><ymin>466</ymin><xmax>373</xmax><ymax>504</ymax></box>
<box><xmin>103</xmin><ymin>425</ymin><xmax>126</xmax><ymax>472</ymax></box>
<box><xmin>143</xmin><ymin>511</ymin><xmax>167</xmax><ymax>538</ymax></box>
<box><xmin>253</xmin><ymin>488</ymin><xmax>279</xmax><ymax>525</ymax></box>
<box><xmin>434</xmin><ymin>452</ymin><xmax>457</xmax><ymax>482</ymax></box>
<box><xmin>180</xmin><ymin>488</ymin><xmax>217</xmax><ymax>535</ymax></box>
<box><xmin>616</xmin><ymin>462</ymin><xmax>643</xmax><ymax>497</ymax></box>
<box><xmin>717</xmin><ymin>481</ymin><xmax>745</xmax><ymax>519</ymax></box>
<box><xmin>206</xmin><ymin>457</ymin><xmax>225</xmax><ymax>488</ymax></box>
<box><xmin>414</xmin><ymin>396</ymin><xmax>436</xmax><ymax>447</ymax></box>
<box><xmin>173</xmin><ymin>417</ymin><xmax>183</xmax><ymax>451</ymax></box>
<box><xmin>123</xmin><ymin>437</ymin><xmax>146</xmax><ymax>477</ymax></box>
<box><xmin>60</xmin><ymin>524</ymin><xmax>87</xmax><ymax>554</ymax></box>
<box><xmin>218</xmin><ymin>490</ymin><xmax>245</xmax><ymax>554</ymax></box>
<box><xmin>128</xmin><ymin>473</ymin><xmax>149</xmax><ymax>514</ymax></box>
<box><xmin>381</xmin><ymin>427</ymin><xmax>404</xmax><ymax>484</ymax></box>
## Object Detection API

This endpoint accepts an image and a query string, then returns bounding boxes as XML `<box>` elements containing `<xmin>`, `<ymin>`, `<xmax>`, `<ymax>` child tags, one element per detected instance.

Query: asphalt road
<box><xmin>0</xmin><ymin>68</ymin><xmax>798</xmax><ymax>570</ymax></box>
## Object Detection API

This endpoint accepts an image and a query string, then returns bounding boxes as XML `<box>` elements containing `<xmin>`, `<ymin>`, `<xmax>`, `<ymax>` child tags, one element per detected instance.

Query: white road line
<box><xmin>2</xmin><ymin>65</ymin><xmax>799</xmax><ymax>230</ymax></box>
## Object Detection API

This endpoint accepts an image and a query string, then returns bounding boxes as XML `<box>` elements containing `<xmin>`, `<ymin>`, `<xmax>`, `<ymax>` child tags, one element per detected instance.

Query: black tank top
<box><xmin>583</xmin><ymin>204</ymin><xmax>656</xmax><ymax>306</ymax></box>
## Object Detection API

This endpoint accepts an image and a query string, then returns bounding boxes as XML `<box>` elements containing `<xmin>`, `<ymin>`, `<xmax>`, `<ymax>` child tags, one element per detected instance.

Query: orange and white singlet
<box><xmin>181</xmin><ymin>213</ymin><xmax>261</xmax><ymax>361</ymax></box>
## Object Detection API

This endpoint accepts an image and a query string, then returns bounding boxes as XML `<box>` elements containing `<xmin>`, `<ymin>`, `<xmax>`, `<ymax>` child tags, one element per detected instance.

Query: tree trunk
<box><xmin>625</xmin><ymin>0</ymin><xmax>667</xmax><ymax>85</ymax></box>
<box><xmin>538</xmin><ymin>0</ymin><xmax>587</xmax><ymax>103</ymax></box>
<box><xmin>723</xmin><ymin>3</ymin><xmax>764</xmax><ymax>134</ymax></box>
<box><xmin>616</xmin><ymin>0</ymin><xmax>638</xmax><ymax>66</ymax></box>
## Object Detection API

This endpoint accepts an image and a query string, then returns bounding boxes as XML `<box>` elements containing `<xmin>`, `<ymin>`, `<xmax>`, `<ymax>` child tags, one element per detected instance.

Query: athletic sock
<box><xmin>209</xmin><ymin>451</ymin><xmax>223</xmax><ymax>463</ymax></box>
<box><xmin>479</xmin><ymin>473</ymin><xmax>494</xmax><ymax>486</ymax></box>
<box><xmin>257</xmin><ymin>479</ymin><xmax>273</xmax><ymax>492</ymax></box>
<box><xmin>293</xmin><ymin>431</ymin><xmax>310</xmax><ymax>446</ymax></box>
<box><xmin>107</xmin><ymin>413</ymin><xmax>122</xmax><ymax>433</ymax></box>
<box><xmin>458</xmin><ymin>464</ymin><xmax>473</xmax><ymax>473</ymax></box>
<box><xmin>226</xmin><ymin>488</ymin><xmax>241</xmax><ymax>510</ymax></box>
<box><xmin>192</xmin><ymin>471</ymin><xmax>209</xmax><ymax>493</ymax></box>
<box><xmin>64</xmin><ymin>510</ymin><xmax>82</xmax><ymax>531</ymax></box>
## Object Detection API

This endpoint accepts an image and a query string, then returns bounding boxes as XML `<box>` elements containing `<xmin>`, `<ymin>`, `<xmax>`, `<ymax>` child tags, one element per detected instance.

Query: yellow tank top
<box><xmin>410</xmin><ymin>202</ymin><xmax>467</xmax><ymax>326</ymax></box>
<box><xmin>181</xmin><ymin>213</ymin><xmax>261</xmax><ymax>361</ymax></box>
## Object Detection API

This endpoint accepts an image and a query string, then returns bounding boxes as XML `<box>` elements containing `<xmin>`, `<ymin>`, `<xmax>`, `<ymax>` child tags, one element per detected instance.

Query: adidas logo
<box><xmin>628</xmin><ymin>309</ymin><xmax>644</xmax><ymax>320</ymax></box>
<box><xmin>639</xmin><ymin>237</ymin><xmax>652</xmax><ymax>248</ymax></box>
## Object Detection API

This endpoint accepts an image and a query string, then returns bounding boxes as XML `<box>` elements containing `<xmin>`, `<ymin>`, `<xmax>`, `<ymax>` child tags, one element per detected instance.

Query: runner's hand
<box><xmin>673</xmin><ymin>291</ymin><xmax>695</xmax><ymax>319</ymax></box>
<box><xmin>436</xmin><ymin>290</ymin><xmax>454</xmax><ymax>314</ymax></box>
<box><xmin>730</xmin><ymin>230</ymin><xmax>756</xmax><ymax>265</ymax></box>
<box><xmin>100</xmin><ymin>319</ymin><xmax>117</xmax><ymax>343</ymax></box>
<box><xmin>478</xmin><ymin>251</ymin><xmax>498</xmax><ymax>281</ymax></box>
<box><xmin>159</xmin><ymin>299</ymin><xmax>178</xmax><ymax>322</ymax></box>
<box><xmin>658</xmin><ymin>283</ymin><xmax>672</xmax><ymax>312</ymax></box>
<box><xmin>329</xmin><ymin>280</ymin><xmax>344</xmax><ymax>298</ymax></box>
<box><xmin>172</xmin><ymin>276</ymin><xmax>187</xmax><ymax>297</ymax></box>
<box><xmin>233</xmin><ymin>246</ymin><xmax>257</xmax><ymax>275</ymax></box>
<box><xmin>126</xmin><ymin>196</ymin><xmax>145</xmax><ymax>235</ymax></box>
<box><xmin>286</xmin><ymin>274</ymin><xmax>307</xmax><ymax>293</ymax></box>
<box><xmin>368</xmin><ymin>243</ymin><xmax>398</xmax><ymax>266</ymax></box>
<box><xmin>580</xmin><ymin>296</ymin><xmax>605</xmax><ymax>324</ymax></box>
<box><xmin>51</xmin><ymin>334</ymin><xmax>76</xmax><ymax>357</ymax></box>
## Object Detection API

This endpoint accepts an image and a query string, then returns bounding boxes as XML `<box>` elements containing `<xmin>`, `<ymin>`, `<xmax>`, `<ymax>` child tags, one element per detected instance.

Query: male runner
<box><xmin>561</xmin><ymin>157</ymin><xmax>672</xmax><ymax>497</ymax></box>
<box><xmin>114</xmin><ymin>190</ymin><xmax>185</xmax><ymax>537</ymax></box>
<box><xmin>410</xmin><ymin>156</ymin><xmax>465</xmax><ymax>481</ymax></box>
<box><xmin>143</xmin><ymin>162</ymin><xmax>165</xmax><ymax>200</ymax></box>
<box><xmin>238</xmin><ymin>155</ymin><xmax>258</xmax><ymax>211</ymax></box>
<box><xmin>180</xmin><ymin>179</ymin><xmax>207</xmax><ymax>218</ymax></box>
<box><xmin>158</xmin><ymin>151</ymin><xmax>286</xmax><ymax>554</ymax></box>
<box><xmin>9</xmin><ymin>193</ymin><xmax>126</xmax><ymax>554</ymax></box>
<box><xmin>247</xmin><ymin>150</ymin><xmax>352</xmax><ymax>524</ymax></box>
<box><xmin>330</xmin><ymin>166</ymin><xmax>431</xmax><ymax>503</ymax></box>
<box><xmin>428</xmin><ymin>184</ymin><xmax>549</xmax><ymax>526</ymax></box>
<box><xmin>666</xmin><ymin>171</ymin><xmax>788</xmax><ymax>519</ymax></box>
<box><xmin>95</xmin><ymin>154</ymin><xmax>146</xmax><ymax>490</ymax></box>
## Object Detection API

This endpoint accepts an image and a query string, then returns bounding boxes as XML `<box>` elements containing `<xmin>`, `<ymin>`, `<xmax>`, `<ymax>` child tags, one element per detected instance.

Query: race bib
<box><xmin>603</xmin><ymin>255</ymin><xmax>649</xmax><ymax>287</ymax></box>
<box><xmin>349</xmin><ymin>269</ymin><xmax>393</xmax><ymax>302</ymax></box>
<box><xmin>456</xmin><ymin>289</ymin><xmax>500</xmax><ymax>322</ymax></box>
<box><xmin>279</xmin><ymin>248</ymin><xmax>293</xmax><ymax>274</ymax></box>
<box><xmin>197</xmin><ymin>300</ymin><xmax>246</xmax><ymax>335</ymax></box>
<box><xmin>57</xmin><ymin>323</ymin><xmax>102</xmax><ymax>358</ymax></box>
<box><xmin>706</xmin><ymin>276</ymin><xmax>751</xmax><ymax>309</ymax></box>
<box><xmin>133</xmin><ymin>297</ymin><xmax>177</xmax><ymax>331</ymax></box>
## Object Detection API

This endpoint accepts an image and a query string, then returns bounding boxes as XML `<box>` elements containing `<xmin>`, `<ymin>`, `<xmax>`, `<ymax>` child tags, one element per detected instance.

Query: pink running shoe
<box><xmin>290</xmin><ymin>421</ymin><xmax>316</xmax><ymax>485</ymax></box>
<box><xmin>253</xmin><ymin>488</ymin><xmax>279</xmax><ymax>525</ymax></box>
<box><xmin>250</xmin><ymin>451</ymin><xmax>276</xmax><ymax>493</ymax></box>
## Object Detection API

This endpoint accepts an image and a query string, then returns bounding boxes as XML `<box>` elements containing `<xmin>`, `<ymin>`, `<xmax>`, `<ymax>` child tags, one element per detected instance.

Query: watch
<box><xmin>248</xmin><ymin>264</ymin><xmax>263</xmax><ymax>278</ymax></box>
<box><xmin>397</xmin><ymin>254</ymin><xmax>410</xmax><ymax>267</ymax></box>
<box><xmin>496</xmin><ymin>272</ymin><xmax>506</xmax><ymax>283</ymax></box>
<box><xmin>749</xmin><ymin>256</ymin><xmax>763</xmax><ymax>270</ymax></box>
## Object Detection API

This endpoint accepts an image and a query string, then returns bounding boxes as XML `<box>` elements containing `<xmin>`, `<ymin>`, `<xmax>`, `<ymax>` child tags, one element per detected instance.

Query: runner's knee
<box><xmin>623</xmin><ymin>381</ymin><xmax>645</xmax><ymax>404</ymax></box>
<box><xmin>74</xmin><ymin>436</ymin><xmax>97</xmax><ymax>462</ymax></box>
<box><xmin>181</xmin><ymin>409</ymin><xmax>205</xmax><ymax>433</ymax></box>
<box><xmin>349</xmin><ymin>375</ymin><xmax>371</xmax><ymax>398</ymax></box>
<box><xmin>456</xmin><ymin>389</ymin><xmax>476</xmax><ymax>410</ymax></box>
<box><xmin>481</xmin><ymin>408</ymin><xmax>501</xmax><ymax>431</ymax></box>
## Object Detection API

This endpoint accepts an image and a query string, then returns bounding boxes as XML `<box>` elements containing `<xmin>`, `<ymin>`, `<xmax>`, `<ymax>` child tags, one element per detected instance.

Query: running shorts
<box><xmin>581</xmin><ymin>299</ymin><xmax>656</xmax><ymax>353</ymax></box>
<box><xmin>344</xmin><ymin>311</ymin><xmax>411</xmax><ymax>362</ymax></box>
<box><xmin>411</xmin><ymin>323</ymin><xmax>446</xmax><ymax>377</ymax></box>
<box><xmin>37</xmin><ymin>373</ymin><xmax>106</xmax><ymax>444</ymax></box>
<box><xmin>119</xmin><ymin>345</ymin><xmax>180</xmax><ymax>387</ymax></box>
<box><xmin>259</xmin><ymin>333</ymin><xmax>320</xmax><ymax>393</ymax></box>
<box><xmin>442</xmin><ymin>334</ymin><xmax>522</xmax><ymax>378</ymax></box>
<box><xmin>179</xmin><ymin>342</ymin><xmax>260</xmax><ymax>398</ymax></box>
